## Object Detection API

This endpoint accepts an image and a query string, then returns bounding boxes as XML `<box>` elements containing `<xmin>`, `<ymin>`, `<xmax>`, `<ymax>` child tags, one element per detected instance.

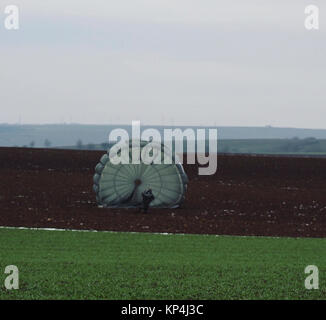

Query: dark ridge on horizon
<box><xmin>2</xmin><ymin>123</ymin><xmax>326</xmax><ymax>148</ymax></box>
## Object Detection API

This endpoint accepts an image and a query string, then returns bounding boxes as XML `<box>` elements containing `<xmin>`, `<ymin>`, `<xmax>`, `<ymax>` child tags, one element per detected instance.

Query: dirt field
<box><xmin>0</xmin><ymin>147</ymin><xmax>326</xmax><ymax>237</ymax></box>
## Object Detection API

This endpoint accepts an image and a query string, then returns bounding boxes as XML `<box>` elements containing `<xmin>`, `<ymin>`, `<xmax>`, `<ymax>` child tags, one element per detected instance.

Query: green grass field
<box><xmin>0</xmin><ymin>228</ymin><xmax>325</xmax><ymax>300</ymax></box>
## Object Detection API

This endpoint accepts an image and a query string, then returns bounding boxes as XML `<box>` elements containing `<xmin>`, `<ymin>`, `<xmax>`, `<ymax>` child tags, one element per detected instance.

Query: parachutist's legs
<box><xmin>142</xmin><ymin>199</ymin><xmax>153</xmax><ymax>213</ymax></box>
<box><xmin>143</xmin><ymin>203</ymin><xmax>149</xmax><ymax>213</ymax></box>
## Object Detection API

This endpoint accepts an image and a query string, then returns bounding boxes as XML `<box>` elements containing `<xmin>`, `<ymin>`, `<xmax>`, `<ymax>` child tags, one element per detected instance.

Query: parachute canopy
<box><xmin>93</xmin><ymin>140</ymin><xmax>188</xmax><ymax>208</ymax></box>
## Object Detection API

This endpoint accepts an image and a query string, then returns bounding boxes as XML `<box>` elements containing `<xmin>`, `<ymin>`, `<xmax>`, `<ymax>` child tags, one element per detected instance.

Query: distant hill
<box><xmin>57</xmin><ymin>138</ymin><xmax>326</xmax><ymax>157</ymax></box>
<box><xmin>2</xmin><ymin>124</ymin><xmax>326</xmax><ymax>148</ymax></box>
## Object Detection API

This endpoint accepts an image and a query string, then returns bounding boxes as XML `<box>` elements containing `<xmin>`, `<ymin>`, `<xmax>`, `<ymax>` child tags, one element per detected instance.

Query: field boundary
<box><xmin>0</xmin><ymin>225</ymin><xmax>312</xmax><ymax>240</ymax></box>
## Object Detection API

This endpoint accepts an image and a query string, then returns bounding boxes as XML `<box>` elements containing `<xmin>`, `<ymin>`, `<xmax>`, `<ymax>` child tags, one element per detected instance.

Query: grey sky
<box><xmin>0</xmin><ymin>0</ymin><xmax>325</xmax><ymax>128</ymax></box>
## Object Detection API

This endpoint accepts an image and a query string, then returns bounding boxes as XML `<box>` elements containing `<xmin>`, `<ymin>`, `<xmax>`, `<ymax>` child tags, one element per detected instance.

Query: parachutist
<box><xmin>141</xmin><ymin>189</ymin><xmax>155</xmax><ymax>213</ymax></box>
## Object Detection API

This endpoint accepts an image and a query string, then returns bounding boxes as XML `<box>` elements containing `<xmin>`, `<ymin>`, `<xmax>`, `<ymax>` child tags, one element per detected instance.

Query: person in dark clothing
<box><xmin>141</xmin><ymin>189</ymin><xmax>155</xmax><ymax>213</ymax></box>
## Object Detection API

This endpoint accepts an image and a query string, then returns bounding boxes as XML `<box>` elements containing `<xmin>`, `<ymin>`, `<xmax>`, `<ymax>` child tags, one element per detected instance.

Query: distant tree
<box><xmin>76</xmin><ymin>139</ymin><xmax>83</xmax><ymax>149</ymax></box>
<box><xmin>44</xmin><ymin>139</ymin><xmax>51</xmax><ymax>148</ymax></box>
<box><xmin>29</xmin><ymin>141</ymin><xmax>35</xmax><ymax>148</ymax></box>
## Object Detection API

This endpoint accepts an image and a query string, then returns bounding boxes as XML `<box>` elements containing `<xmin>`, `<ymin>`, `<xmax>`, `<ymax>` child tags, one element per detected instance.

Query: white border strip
<box><xmin>0</xmin><ymin>225</ymin><xmax>314</xmax><ymax>239</ymax></box>
<box><xmin>0</xmin><ymin>225</ymin><xmax>190</xmax><ymax>236</ymax></box>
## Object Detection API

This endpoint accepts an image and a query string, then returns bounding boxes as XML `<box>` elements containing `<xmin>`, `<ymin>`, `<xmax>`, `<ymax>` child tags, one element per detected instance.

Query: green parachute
<box><xmin>93</xmin><ymin>140</ymin><xmax>188</xmax><ymax>208</ymax></box>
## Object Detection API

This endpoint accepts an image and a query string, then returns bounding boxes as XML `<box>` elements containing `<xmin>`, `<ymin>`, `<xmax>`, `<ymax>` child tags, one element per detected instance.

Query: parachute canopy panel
<box><xmin>93</xmin><ymin>140</ymin><xmax>188</xmax><ymax>208</ymax></box>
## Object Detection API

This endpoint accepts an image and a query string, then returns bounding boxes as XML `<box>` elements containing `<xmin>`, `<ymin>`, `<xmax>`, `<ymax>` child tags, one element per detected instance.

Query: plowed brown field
<box><xmin>0</xmin><ymin>147</ymin><xmax>326</xmax><ymax>237</ymax></box>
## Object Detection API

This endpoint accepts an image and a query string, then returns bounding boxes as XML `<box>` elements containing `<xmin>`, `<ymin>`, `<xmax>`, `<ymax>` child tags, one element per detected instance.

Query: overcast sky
<box><xmin>0</xmin><ymin>0</ymin><xmax>325</xmax><ymax>128</ymax></box>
